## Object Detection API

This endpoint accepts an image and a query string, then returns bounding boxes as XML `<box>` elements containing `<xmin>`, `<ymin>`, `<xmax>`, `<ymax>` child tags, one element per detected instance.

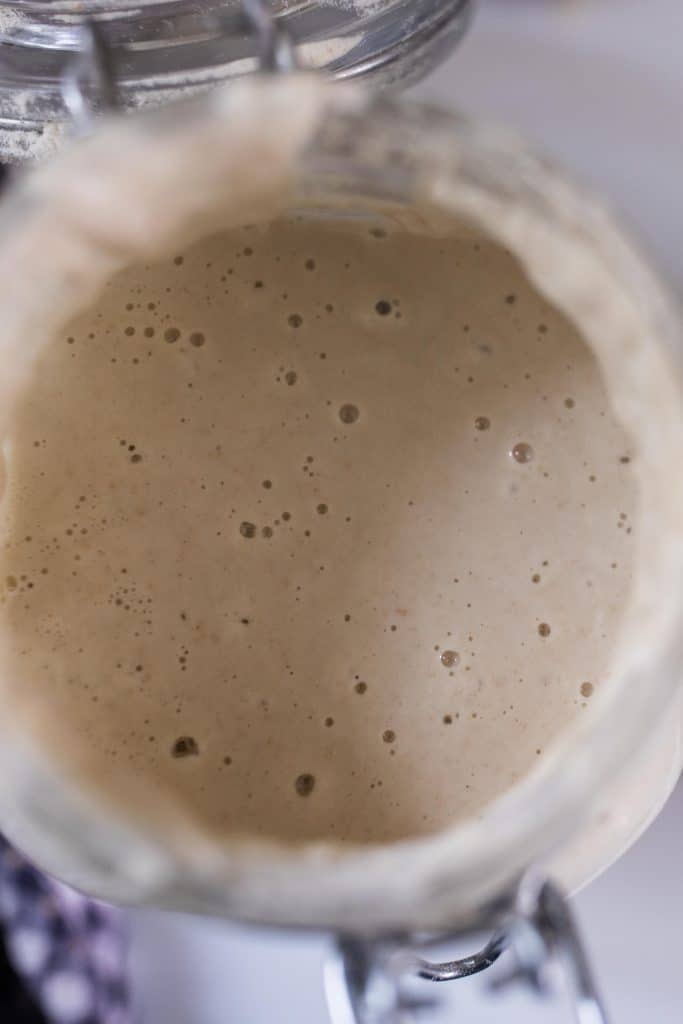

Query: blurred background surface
<box><xmin>129</xmin><ymin>1</ymin><xmax>683</xmax><ymax>1020</ymax></box>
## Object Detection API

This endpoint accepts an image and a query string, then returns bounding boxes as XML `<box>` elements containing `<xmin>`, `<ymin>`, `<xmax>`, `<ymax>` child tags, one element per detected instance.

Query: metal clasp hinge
<box><xmin>325</xmin><ymin>873</ymin><xmax>610</xmax><ymax>1024</ymax></box>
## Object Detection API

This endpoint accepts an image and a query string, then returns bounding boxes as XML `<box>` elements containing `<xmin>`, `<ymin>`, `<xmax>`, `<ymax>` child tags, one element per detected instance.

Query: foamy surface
<box><xmin>0</xmin><ymin>217</ymin><xmax>637</xmax><ymax>844</ymax></box>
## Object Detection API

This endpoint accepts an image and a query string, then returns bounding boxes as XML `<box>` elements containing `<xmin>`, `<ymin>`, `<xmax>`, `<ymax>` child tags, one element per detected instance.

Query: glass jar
<box><xmin>0</xmin><ymin>0</ymin><xmax>473</xmax><ymax>160</ymax></box>
<box><xmin>0</xmin><ymin>75</ymin><xmax>680</xmax><ymax>934</ymax></box>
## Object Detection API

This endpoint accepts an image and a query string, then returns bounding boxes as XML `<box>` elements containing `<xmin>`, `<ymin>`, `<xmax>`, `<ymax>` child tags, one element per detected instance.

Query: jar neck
<box><xmin>0</xmin><ymin>0</ymin><xmax>473</xmax><ymax>161</ymax></box>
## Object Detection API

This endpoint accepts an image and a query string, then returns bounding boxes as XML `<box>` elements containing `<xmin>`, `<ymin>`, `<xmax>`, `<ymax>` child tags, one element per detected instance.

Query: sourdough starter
<box><xmin>0</xmin><ymin>217</ymin><xmax>637</xmax><ymax>845</ymax></box>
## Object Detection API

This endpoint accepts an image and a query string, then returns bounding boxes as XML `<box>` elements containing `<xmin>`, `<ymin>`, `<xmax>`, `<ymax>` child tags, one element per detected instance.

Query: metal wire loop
<box><xmin>414</xmin><ymin>930</ymin><xmax>506</xmax><ymax>982</ymax></box>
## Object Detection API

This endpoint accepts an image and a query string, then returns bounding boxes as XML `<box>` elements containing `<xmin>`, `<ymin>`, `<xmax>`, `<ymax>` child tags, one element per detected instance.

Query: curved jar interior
<box><xmin>0</xmin><ymin>76</ymin><xmax>680</xmax><ymax>932</ymax></box>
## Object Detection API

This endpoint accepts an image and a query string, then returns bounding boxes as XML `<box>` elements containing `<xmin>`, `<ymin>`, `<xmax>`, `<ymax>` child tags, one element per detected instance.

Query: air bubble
<box><xmin>339</xmin><ymin>404</ymin><xmax>359</xmax><ymax>425</ymax></box>
<box><xmin>474</xmin><ymin>417</ymin><xmax>490</xmax><ymax>431</ymax></box>
<box><xmin>440</xmin><ymin>650</ymin><xmax>459</xmax><ymax>668</ymax></box>
<box><xmin>295</xmin><ymin>773</ymin><xmax>315</xmax><ymax>797</ymax></box>
<box><xmin>511</xmin><ymin>442</ymin><xmax>534</xmax><ymax>464</ymax></box>
<box><xmin>171</xmin><ymin>736</ymin><xmax>198</xmax><ymax>758</ymax></box>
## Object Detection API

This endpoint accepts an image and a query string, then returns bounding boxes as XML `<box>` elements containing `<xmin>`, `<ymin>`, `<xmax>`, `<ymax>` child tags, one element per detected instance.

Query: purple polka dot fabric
<box><xmin>0</xmin><ymin>836</ymin><xmax>132</xmax><ymax>1023</ymax></box>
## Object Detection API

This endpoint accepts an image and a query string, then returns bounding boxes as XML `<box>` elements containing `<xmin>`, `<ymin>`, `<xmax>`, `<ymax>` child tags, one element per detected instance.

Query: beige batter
<box><xmin>0</xmin><ymin>217</ymin><xmax>636</xmax><ymax>845</ymax></box>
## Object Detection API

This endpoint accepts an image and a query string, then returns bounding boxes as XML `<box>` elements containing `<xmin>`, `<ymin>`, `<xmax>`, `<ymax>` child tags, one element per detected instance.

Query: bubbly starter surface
<box><xmin>0</xmin><ymin>219</ymin><xmax>636</xmax><ymax>845</ymax></box>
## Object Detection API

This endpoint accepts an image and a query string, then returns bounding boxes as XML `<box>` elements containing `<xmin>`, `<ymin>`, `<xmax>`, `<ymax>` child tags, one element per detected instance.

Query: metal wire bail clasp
<box><xmin>61</xmin><ymin>19</ymin><xmax>118</xmax><ymax>135</ymax></box>
<box><xmin>326</xmin><ymin>873</ymin><xmax>611</xmax><ymax>1024</ymax></box>
<box><xmin>240</xmin><ymin>0</ymin><xmax>298</xmax><ymax>73</ymax></box>
<box><xmin>490</xmin><ymin>873</ymin><xmax>611</xmax><ymax>1024</ymax></box>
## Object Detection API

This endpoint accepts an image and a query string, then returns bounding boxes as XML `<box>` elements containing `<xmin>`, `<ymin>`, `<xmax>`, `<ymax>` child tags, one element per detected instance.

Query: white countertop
<box><xmin>130</xmin><ymin>2</ymin><xmax>683</xmax><ymax>1020</ymax></box>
